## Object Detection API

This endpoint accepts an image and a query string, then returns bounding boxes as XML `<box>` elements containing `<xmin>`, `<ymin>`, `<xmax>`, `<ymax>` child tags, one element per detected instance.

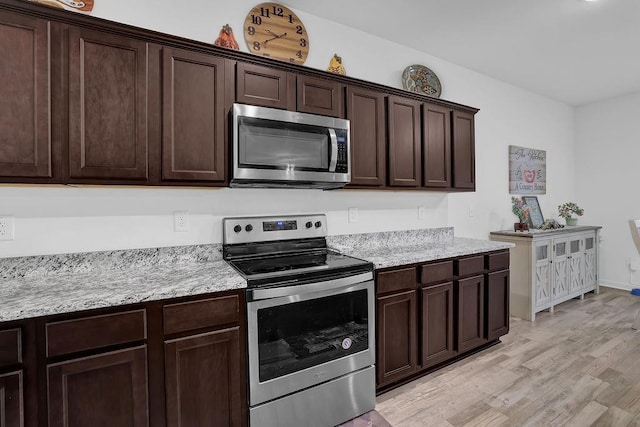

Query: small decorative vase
<box><xmin>514</xmin><ymin>222</ymin><xmax>529</xmax><ymax>232</ymax></box>
<box><xmin>566</xmin><ymin>217</ymin><xmax>578</xmax><ymax>226</ymax></box>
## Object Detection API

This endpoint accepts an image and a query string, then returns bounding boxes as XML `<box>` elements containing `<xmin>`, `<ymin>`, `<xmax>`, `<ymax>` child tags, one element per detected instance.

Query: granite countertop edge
<box><xmin>1</xmin><ymin>232</ymin><xmax>514</xmax><ymax>322</ymax></box>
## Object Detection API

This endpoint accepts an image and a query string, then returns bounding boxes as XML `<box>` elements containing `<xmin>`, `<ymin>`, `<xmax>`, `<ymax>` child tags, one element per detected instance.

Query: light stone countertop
<box><xmin>1</xmin><ymin>229</ymin><xmax>514</xmax><ymax>322</ymax></box>
<box><xmin>328</xmin><ymin>228</ymin><xmax>514</xmax><ymax>269</ymax></box>
<box><xmin>0</xmin><ymin>245</ymin><xmax>246</xmax><ymax>322</ymax></box>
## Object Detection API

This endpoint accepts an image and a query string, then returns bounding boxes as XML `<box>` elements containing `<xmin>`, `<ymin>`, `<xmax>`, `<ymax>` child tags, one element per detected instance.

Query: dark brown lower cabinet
<box><xmin>47</xmin><ymin>346</ymin><xmax>148</xmax><ymax>427</ymax></box>
<box><xmin>376</xmin><ymin>290</ymin><xmax>417</xmax><ymax>387</ymax></box>
<box><xmin>0</xmin><ymin>371</ymin><xmax>23</xmax><ymax>427</ymax></box>
<box><xmin>487</xmin><ymin>269</ymin><xmax>510</xmax><ymax>340</ymax></box>
<box><xmin>457</xmin><ymin>275</ymin><xmax>486</xmax><ymax>353</ymax></box>
<box><xmin>420</xmin><ymin>282</ymin><xmax>454</xmax><ymax>368</ymax></box>
<box><xmin>165</xmin><ymin>327</ymin><xmax>242</xmax><ymax>427</ymax></box>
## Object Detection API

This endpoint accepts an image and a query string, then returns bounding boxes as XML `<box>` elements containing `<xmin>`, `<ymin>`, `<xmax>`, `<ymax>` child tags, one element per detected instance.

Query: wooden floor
<box><xmin>376</xmin><ymin>287</ymin><xmax>640</xmax><ymax>426</ymax></box>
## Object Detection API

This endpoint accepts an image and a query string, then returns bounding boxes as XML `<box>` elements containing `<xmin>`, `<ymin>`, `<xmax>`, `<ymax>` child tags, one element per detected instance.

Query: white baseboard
<box><xmin>600</xmin><ymin>281</ymin><xmax>637</xmax><ymax>292</ymax></box>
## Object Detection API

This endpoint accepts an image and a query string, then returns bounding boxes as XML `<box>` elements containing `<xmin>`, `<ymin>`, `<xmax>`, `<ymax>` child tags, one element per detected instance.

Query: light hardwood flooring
<box><xmin>376</xmin><ymin>287</ymin><xmax>640</xmax><ymax>426</ymax></box>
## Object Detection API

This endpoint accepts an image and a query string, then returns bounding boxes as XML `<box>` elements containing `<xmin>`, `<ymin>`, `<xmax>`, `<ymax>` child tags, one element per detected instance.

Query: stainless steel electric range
<box><xmin>223</xmin><ymin>214</ymin><xmax>375</xmax><ymax>427</ymax></box>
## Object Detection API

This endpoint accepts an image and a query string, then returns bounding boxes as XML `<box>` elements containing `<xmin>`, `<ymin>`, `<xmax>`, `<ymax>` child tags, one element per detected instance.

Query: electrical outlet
<box><xmin>348</xmin><ymin>208</ymin><xmax>358</xmax><ymax>223</ymax></box>
<box><xmin>418</xmin><ymin>206</ymin><xmax>426</xmax><ymax>220</ymax></box>
<box><xmin>173</xmin><ymin>211</ymin><xmax>189</xmax><ymax>232</ymax></box>
<box><xmin>0</xmin><ymin>216</ymin><xmax>15</xmax><ymax>241</ymax></box>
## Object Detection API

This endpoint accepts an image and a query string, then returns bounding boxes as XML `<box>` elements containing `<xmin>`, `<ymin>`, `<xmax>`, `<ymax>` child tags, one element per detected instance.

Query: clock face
<box><xmin>243</xmin><ymin>2</ymin><xmax>309</xmax><ymax>65</ymax></box>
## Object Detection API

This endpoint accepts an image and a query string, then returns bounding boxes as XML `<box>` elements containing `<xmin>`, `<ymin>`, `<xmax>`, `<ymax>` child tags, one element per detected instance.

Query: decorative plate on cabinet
<box><xmin>401</xmin><ymin>64</ymin><xmax>441</xmax><ymax>97</ymax></box>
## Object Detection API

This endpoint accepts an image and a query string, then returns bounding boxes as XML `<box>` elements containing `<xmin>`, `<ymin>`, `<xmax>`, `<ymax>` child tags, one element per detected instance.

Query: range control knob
<box><xmin>305</xmin><ymin>221</ymin><xmax>313</xmax><ymax>229</ymax></box>
<box><xmin>245</xmin><ymin>224</ymin><xmax>253</xmax><ymax>232</ymax></box>
<box><xmin>233</xmin><ymin>225</ymin><xmax>242</xmax><ymax>233</ymax></box>
<box><xmin>314</xmin><ymin>221</ymin><xmax>322</xmax><ymax>228</ymax></box>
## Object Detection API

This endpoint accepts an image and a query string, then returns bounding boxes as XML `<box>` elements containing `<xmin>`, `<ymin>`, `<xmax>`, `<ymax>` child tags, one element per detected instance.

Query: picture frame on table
<box><xmin>523</xmin><ymin>196</ymin><xmax>544</xmax><ymax>229</ymax></box>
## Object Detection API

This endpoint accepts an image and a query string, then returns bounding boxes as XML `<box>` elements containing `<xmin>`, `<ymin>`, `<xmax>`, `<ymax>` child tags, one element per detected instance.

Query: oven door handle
<box><xmin>247</xmin><ymin>271</ymin><xmax>373</xmax><ymax>301</ymax></box>
<box><xmin>328</xmin><ymin>128</ymin><xmax>338</xmax><ymax>172</ymax></box>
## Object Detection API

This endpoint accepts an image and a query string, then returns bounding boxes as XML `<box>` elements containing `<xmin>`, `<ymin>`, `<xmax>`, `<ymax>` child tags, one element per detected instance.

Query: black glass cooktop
<box><xmin>228</xmin><ymin>249</ymin><xmax>372</xmax><ymax>288</ymax></box>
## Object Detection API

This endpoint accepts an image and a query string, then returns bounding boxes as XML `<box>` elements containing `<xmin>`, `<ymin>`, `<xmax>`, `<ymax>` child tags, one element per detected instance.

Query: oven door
<box><xmin>246</xmin><ymin>274</ymin><xmax>374</xmax><ymax>406</ymax></box>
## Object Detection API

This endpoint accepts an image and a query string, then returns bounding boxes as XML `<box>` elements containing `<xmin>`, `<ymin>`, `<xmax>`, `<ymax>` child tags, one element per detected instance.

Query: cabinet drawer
<box><xmin>419</xmin><ymin>260</ymin><xmax>453</xmax><ymax>285</ymax></box>
<box><xmin>487</xmin><ymin>251</ymin><xmax>510</xmax><ymax>272</ymax></box>
<box><xmin>456</xmin><ymin>255</ymin><xmax>485</xmax><ymax>277</ymax></box>
<box><xmin>0</xmin><ymin>328</ymin><xmax>22</xmax><ymax>366</ymax></box>
<box><xmin>376</xmin><ymin>267</ymin><xmax>416</xmax><ymax>295</ymax></box>
<box><xmin>163</xmin><ymin>294</ymin><xmax>239</xmax><ymax>335</ymax></box>
<box><xmin>46</xmin><ymin>309</ymin><xmax>146</xmax><ymax>358</ymax></box>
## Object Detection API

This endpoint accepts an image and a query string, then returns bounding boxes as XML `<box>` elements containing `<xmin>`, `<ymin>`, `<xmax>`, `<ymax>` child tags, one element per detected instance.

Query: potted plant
<box><xmin>512</xmin><ymin>197</ymin><xmax>530</xmax><ymax>231</ymax></box>
<box><xmin>558</xmin><ymin>202</ymin><xmax>584</xmax><ymax>226</ymax></box>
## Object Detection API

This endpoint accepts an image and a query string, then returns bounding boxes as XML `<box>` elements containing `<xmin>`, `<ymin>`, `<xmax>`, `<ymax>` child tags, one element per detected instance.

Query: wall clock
<box><xmin>243</xmin><ymin>2</ymin><xmax>309</xmax><ymax>65</ymax></box>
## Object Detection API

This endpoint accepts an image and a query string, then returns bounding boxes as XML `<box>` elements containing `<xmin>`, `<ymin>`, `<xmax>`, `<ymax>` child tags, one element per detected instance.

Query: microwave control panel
<box><xmin>335</xmin><ymin>130</ymin><xmax>349</xmax><ymax>173</ymax></box>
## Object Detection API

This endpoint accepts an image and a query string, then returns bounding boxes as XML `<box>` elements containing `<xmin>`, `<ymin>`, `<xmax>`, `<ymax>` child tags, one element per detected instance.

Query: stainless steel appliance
<box><xmin>223</xmin><ymin>214</ymin><xmax>375</xmax><ymax>427</ymax></box>
<box><xmin>231</xmin><ymin>103</ymin><xmax>351</xmax><ymax>189</ymax></box>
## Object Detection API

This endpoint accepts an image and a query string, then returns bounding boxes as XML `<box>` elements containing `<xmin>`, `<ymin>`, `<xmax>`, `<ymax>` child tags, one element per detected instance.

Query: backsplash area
<box><xmin>0</xmin><ymin>186</ymin><xmax>450</xmax><ymax>258</ymax></box>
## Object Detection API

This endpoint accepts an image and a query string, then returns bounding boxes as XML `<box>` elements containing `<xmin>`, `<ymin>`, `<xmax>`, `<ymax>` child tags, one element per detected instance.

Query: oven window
<box><xmin>238</xmin><ymin>117</ymin><xmax>329</xmax><ymax>171</ymax></box>
<box><xmin>257</xmin><ymin>289</ymin><xmax>369</xmax><ymax>382</ymax></box>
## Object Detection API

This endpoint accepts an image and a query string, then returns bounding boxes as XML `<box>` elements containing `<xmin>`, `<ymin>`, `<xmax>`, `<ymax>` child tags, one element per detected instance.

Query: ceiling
<box><xmin>284</xmin><ymin>0</ymin><xmax>640</xmax><ymax>106</ymax></box>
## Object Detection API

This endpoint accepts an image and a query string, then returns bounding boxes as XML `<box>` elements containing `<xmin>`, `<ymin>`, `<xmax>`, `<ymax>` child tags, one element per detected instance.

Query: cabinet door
<box><xmin>534</xmin><ymin>239</ymin><xmax>552</xmax><ymax>310</ymax></box>
<box><xmin>568</xmin><ymin>236</ymin><xmax>584</xmax><ymax>294</ymax></box>
<box><xmin>236</xmin><ymin>62</ymin><xmax>295</xmax><ymax>110</ymax></box>
<box><xmin>552</xmin><ymin>237</ymin><xmax>570</xmax><ymax>299</ymax></box>
<box><xmin>583</xmin><ymin>232</ymin><xmax>597</xmax><ymax>291</ymax></box>
<box><xmin>68</xmin><ymin>27</ymin><xmax>149</xmax><ymax>180</ymax></box>
<box><xmin>451</xmin><ymin>110</ymin><xmax>475</xmax><ymax>189</ymax></box>
<box><xmin>376</xmin><ymin>290</ymin><xmax>417</xmax><ymax>387</ymax></box>
<box><xmin>297</xmin><ymin>75</ymin><xmax>343</xmax><ymax>117</ymax></box>
<box><xmin>346</xmin><ymin>86</ymin><xmax>386</xmax><ymax>187</ymax></box>
<box><xmin>388</xmin><ymin>96</ymin><xmax>421</xmax><ymax>187</ymax></box>
<box><xmin>420</xmin><ymin>282</ymin><xmax>454</xmax><ymax>368</ymax></box>
<box><xmin>165</xmin><ymin>328</ymin><xmax>242</xmax><ymax>427</ymax></box>
<box><xmin>457</xmin><ymin>275</ymin><xmax>486</xmax><ymax>353</ymax></box>
<box><xmin>47</xmin><ymin>346</ymin><xmax>148</xmax><ymax>427</ymax></box>
<box><xmin>486</xmin><ymin>270</ymin><xmax>509</xmax><ymax>340</ymax></box>
<box><xmin>422</xmin><ymin>103</ymin><xmax>451</xmax><ymax>188</ymax></box>
<box><xmin>0</xmin><ymin>12</ymin><xmax>51</xmax><ymax>178</ymax></box>
<box><xmin>162</xmin><ymin>48</ymin><xmax>226</xmax><ymax>182</ymax></box>
<box><xmin>0</xmin><ymin>371</ymin><xmax>23</xmax><ymax>427</ymax></box>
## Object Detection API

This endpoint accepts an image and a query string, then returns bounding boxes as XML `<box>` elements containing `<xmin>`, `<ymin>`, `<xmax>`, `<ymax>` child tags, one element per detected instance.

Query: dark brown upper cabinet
<box><xmin>296</xmin><ymin>75</ymin><xmax>343</xmax><ymax>118</ymax></box>
<box><xmin>236</xmin><ymin>62</ymin><xmax>295</xmax><ymax>110</ymax></box>
<box><xmin>0</xmin><ymin>11</ymin><xmax>52</xmax><ymax>179</ymax></box>
<box><xmin>67</xmin><ymin>27</ymin><xmax>149</xmax><ymax>181</ymax></box>
<box><xmin>452</xmin><ymin>110</ymin><xmax>476</xmax><ymax>190</ymax></box>
<box><xmin>388</xmin><ymin>96</ymin><xmax>421</xmax><ymax>187</ymax></box>
<box><xmin>162</xmin><ymin>48</ymin><xmax>227</xmax><ymax>183</ymax></box>
<box><xmin>346</xmin><ymin>86</ymin><xmax>386</xmax><ymax>187</ymax></box>
<box><xmin>422</xmin><ymin>104</ymin><xmax>452</xmax><ymax>188</ymax></box>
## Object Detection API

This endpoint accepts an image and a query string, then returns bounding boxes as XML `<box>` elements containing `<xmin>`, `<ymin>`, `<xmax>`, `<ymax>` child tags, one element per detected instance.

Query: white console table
<box><xmin>490</xmin><ymin>226</ymin><xmax>601</xmax><ymax>321</ymax></box>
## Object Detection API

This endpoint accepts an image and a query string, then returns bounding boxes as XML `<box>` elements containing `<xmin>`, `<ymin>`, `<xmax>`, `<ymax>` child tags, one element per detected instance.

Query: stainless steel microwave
<box><xmin>231</xmin><ymin>103</ymin><xmax>351</xmax><ymax>189</ymax></box>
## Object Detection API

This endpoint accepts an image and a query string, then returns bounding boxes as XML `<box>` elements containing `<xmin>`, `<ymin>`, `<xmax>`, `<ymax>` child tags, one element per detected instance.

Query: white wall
<box><xmin>0</xmin><ymin>0</ymin><xmax>576</xmax><ymax>258</ymax></box>
<box><xmin>575</xmin><ymin>91</ymin><xmax>640</xmax><ymax>291</ymax></box>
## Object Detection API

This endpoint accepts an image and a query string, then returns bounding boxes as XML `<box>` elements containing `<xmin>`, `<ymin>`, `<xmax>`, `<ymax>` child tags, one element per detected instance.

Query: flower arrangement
<box><xmin>511</xmin><ymin>197</ymin><xmax>530</xmax><ymax>223</ymax></box>
<box><xmin>557</xmin><ymin>202</ymin><xmax>584</xmax><ymax>221</ymax></box>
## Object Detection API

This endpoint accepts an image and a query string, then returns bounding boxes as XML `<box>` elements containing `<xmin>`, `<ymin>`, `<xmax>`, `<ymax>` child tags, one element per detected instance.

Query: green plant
<box><xmin>557</xmin><ymin>202</ymin><xmax>584</xmax><ymax>220</ymax></box>
<box><xmin>512</xmin><ymin>197</ymin><xmax>530</xmax><ymax>223</ymax></box>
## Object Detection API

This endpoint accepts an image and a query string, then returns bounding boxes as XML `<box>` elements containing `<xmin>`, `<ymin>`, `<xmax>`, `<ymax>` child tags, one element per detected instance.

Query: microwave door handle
<box><xmin>328</xmin><ymin>129</ymin><xmax>338</xmax><ymax>172</ymax></box>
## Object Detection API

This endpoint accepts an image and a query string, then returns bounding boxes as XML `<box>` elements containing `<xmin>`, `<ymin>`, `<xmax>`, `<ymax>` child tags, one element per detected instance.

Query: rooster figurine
<box><xmin>327</xmin><ymin>54</ymin><xmax>346</xmax><ymax>75</ymax></box>
<box><xmin>214</xmin><ymin>24</ymin><xmax>239</xmax><ymax>50</ymax></box>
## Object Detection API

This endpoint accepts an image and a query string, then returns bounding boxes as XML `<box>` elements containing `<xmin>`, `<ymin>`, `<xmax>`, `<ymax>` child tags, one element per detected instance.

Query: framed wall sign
<box><xmin>523</xmin><ymin>196</ymin><xmax>544</xmax><ymax>228</ymax></box>
<box><xmin>509</xmin><ymin>145</ymin><xmax>546</xmax><ymax>194</ymax></box>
